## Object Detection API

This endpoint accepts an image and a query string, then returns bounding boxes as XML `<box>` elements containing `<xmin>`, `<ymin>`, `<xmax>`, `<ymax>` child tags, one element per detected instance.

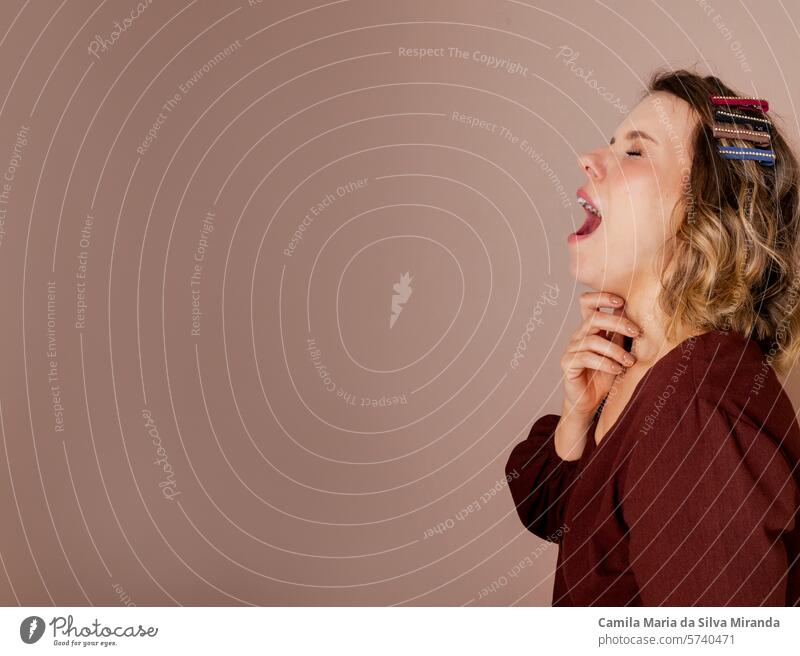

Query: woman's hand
<box><xmin>559</xmin><ymin>292</ymin><xmax>641</xmax><ymax>420</ymax></box>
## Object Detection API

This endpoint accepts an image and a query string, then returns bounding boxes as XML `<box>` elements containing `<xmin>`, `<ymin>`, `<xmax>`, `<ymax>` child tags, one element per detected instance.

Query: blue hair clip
<box><xmin>717</xmin><ymin>145</ymin><xmax>775</xmax><ymax>166</ymax></box>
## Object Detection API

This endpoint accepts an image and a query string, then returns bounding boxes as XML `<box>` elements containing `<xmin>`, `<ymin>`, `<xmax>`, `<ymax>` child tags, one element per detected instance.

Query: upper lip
<box><xmin>576</xmin><ymin>188</ymin><xmax>602</xmax><ymax>216</ymax></box>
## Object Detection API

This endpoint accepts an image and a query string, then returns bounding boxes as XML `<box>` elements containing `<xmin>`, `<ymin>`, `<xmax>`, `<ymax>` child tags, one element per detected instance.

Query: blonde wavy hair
<box><xmin>645</xmin><ymin>68</ymin><xmax>800</xmax><ymax>376</ymax></box>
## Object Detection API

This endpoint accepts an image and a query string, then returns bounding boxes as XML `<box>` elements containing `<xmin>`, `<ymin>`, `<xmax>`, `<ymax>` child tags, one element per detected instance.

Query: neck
<box><xmin>615</xmin><ymin>278</ymin><xmax>704</xmax><ymax>365</ymax></box>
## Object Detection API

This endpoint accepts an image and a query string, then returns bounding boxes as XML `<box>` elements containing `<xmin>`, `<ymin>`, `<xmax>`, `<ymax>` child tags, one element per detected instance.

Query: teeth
<box><xmin>577</xmin><ymin>196</ymin><xmax>601</xmax><ymax>217</ymax></box>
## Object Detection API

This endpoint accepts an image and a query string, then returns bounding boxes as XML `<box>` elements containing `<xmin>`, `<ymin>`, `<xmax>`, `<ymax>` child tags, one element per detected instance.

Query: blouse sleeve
<box><xmin>505</xmin><ymin>414</ymin><xmax>583</xmax><ymax>543</ymax></box>
<box><xmin>621</xmin><ymin>394</ymin><xmax>798</xmax><ymax>606</ymax></box>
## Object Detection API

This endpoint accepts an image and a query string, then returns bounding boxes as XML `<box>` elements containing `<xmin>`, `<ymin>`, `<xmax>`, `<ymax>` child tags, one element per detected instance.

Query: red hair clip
<box><xmin>710</xmin><ymin>95</ymin><xmax>769</xmax><ymax>113</ymax></box>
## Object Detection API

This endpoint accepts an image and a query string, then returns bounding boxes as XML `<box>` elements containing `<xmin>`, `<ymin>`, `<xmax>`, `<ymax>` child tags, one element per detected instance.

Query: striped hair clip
<box><xmin>714</xmin><ymin>108</ymin><xmax>771</xmax><ymax>132</ymax></box>
<box><xmin>712</xmin><ymin>123</ymin><xmax>770</xmax><ymax>145</ymax></box>
<box><xmin>709</xmin><ymin>94</ymin><xmax>775</xmax><ymax>167</ymax></box>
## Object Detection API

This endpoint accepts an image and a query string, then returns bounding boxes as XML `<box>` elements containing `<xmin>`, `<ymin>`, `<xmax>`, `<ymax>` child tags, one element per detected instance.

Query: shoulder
<box><xmin>623</xmin><ymin>388</ymin><xmax>796</xmax><ymax>514</ymax></box>
<box><xmin>629</xmin><ymin>329</ymin><xmax>800</xmax><ymax>487</ymax></box>
<box><xmin>687</xmin><ymin>329</ymin><xmax>771</xmax><ymax>400</ymax></box>
<box><xmin>687</xmin><ymin>330</ymin><xmax>799</xmax><ymax>439</ymax></box>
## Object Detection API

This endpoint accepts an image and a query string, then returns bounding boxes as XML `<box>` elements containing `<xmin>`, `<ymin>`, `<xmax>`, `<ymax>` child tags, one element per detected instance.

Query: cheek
<box><xmin>619</xmin><ymin>179</ymin><xmax>673</xmax><ymax>247</ymax></box>
<box><xmin>633</xmin><ymin>213</ymin><xmax>669</xmax><ymax>250</ymax></box>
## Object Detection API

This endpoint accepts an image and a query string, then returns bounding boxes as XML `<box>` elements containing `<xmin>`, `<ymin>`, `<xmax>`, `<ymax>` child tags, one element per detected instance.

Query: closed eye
<box><xmin>626</xmin><ymin>150</ymin><xmax>642</xmax><ymax>157</ymax></box>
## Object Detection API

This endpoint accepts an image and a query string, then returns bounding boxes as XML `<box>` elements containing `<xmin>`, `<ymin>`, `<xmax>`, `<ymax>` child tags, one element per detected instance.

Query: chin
<box><xmin>569</xmin><ymin>256</ymin><xmax>628</xmax><ymax>294</ymax></box>
<box><xmin>568</xmin><ymin>252</ymin><xmax>604</xmax><ymax>287</ymax></box>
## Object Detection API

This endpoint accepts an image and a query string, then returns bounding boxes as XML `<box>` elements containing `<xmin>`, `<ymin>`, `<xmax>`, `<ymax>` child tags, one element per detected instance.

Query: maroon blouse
<box><xmin>505</xmin><ymin>329</ymin><xmax>800</xmax><ymax>606</ymax></box>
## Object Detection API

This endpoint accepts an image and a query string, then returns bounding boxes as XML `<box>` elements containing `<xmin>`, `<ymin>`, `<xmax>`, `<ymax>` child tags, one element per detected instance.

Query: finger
<box><xmin>570</xmin><ymin>310</ymin><xmax>641</xmax><ymax>343</ymax></box>
<box><xmin>608</xmin><ymin>306</ymin><xmax>628</xmax><ymax>348</ymax></box>
<box><xmin>566</xmin><ymin>334</ymin><xmax>635</xmax><ymax>368</ymax></box>
<box><xmin>563</xmin><ymin>350</ymin><xmax>624</xmax><ymax>378</ymax></box>
<box><xmin>579</xmin><ymin>291</ymin><xmax>625</xmax><ymax>322</ymax></box>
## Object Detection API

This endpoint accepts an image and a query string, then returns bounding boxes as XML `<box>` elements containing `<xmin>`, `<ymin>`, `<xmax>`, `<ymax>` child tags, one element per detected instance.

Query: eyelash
<box><xmin>626</xmin><ymin>149</ymin><xmax>642</xmax><ymax>157</ymax></box>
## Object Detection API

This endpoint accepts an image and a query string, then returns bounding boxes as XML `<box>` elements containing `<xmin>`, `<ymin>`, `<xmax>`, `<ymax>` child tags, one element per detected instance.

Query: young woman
<box><xmin>506</xmin><ymin>69</ymin><xmax>800</xmax><ymax>606</ymax></box>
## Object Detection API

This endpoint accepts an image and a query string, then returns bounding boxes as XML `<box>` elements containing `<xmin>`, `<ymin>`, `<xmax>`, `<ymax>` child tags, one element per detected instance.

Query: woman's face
<box><xmin>569</xmin><ymin>91</ymin><xmax>697</xmax><ymax>295</ymax></box>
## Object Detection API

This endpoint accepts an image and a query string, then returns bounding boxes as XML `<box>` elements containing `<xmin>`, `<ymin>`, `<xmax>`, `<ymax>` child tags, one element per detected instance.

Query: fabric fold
<box><xmin>505</xmin><ymin>413</ymin><xmax>583</xmax><ymax>543</ymax></box>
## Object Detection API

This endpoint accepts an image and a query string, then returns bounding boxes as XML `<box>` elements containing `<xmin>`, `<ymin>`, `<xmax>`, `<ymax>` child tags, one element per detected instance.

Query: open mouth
<box><xmin>576</xmin><ymin>208</ymin><xmax>602</xmax><ymax>235</ymax></box>
<box><xmin>572</xmin><ymin>195</ymin><xmax>603</xmax><ymax>237</ymax></box>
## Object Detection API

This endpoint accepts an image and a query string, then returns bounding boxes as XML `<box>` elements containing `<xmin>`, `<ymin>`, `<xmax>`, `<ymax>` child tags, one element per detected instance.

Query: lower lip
<box><xmin>567</xmin><ymin>210</ymin><xmax>602</xmax><ymax>243</ymax></box>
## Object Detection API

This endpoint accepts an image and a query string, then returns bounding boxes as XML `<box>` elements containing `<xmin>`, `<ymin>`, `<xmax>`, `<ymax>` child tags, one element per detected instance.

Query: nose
<box><xmin>577</xmin><ymin>150</ymin><xmax>604</xmax><ymax>182</ymax></box>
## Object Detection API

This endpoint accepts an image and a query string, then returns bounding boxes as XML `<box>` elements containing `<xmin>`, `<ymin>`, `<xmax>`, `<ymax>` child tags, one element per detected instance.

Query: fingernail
<box><xmin>611</xmin><ymin>296</ymin><xmax>623</xmax><ymax>305</ymax></box>
<box><xmin>627</xmin><ymin>325</ymin><xmax>639</xmax><ymax>335</ymax></box>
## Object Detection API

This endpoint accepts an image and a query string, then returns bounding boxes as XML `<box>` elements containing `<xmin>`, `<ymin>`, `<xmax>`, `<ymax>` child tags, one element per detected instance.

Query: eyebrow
<box><xmin>609</xmin><ymin>130</ymin><xmax>659</xmax><ymax>146</ymax></box>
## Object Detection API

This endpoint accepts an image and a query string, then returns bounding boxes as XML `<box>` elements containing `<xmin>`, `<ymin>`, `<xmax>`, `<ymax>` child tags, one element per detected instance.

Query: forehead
<box><xmin>619</xmin><ymin>92</ymin><xmax>695</xmax><ymax>144</ymax></box>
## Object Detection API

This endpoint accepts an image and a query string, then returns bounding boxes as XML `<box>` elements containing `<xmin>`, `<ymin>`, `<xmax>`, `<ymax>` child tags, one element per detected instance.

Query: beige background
<box><xmin>0</xmin><ymin>0</ymin><xmax>798</xmax><ymax>606</ymax></box>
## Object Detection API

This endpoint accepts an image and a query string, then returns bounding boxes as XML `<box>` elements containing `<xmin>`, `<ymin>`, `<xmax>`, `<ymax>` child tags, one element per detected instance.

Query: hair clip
<box><xmin>717</xmin><ymin>146</ymin><xmax>775</xmax><ymax>166</ymax></box>
<box><xmin>710</xmin><ymin>95</ymin><xmax>769</xmax><ymax>113</ymax></box>
<box><xmin>714</xmin><ymin>108</ymin><xmax>771</xmax><ymax>132</ymax></box>
<box><xmin>712</xmin><ymin>123</ymin><xmax>771</xmax><ymax>145</ymax></box>
<box><xmin>710</xmin><ymin>94</ymin><xmax>775</xmax><ymax>167</ymax></box>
